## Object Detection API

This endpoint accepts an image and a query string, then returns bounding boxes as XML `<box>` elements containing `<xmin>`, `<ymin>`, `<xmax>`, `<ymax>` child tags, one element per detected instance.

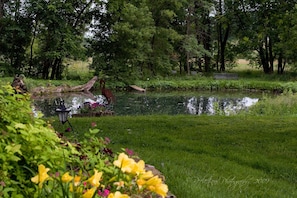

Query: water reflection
<box><xmin>185</xmin><ymin>96</ymin><xmax>258</xmax><ymax>115</ymax></box>
<box><xmin>31</xmin><ymin>91</ymin><xmax>260</xmax><ymax>117</ymax></box>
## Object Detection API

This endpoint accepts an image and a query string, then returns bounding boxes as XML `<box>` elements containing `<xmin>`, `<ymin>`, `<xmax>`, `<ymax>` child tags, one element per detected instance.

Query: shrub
<box><xmin>0</xmin><ymin>85</ymin><xmax>71</xmax><ymax>197</ymax></box>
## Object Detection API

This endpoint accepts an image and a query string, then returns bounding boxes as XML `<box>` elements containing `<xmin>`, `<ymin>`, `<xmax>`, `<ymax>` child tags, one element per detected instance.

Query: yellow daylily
<box><xmin>87</xmin><ymin>169</ymin><xmax>103</xmax><ymax>187</ymax></box>
<box><xmin>131</xmin><ymin>160</ymin><xmax>145</xmax><ymax>175</ymax></box>
<box><xmin>137</xmin><ymin>170</ymin><xmax>154</xmax><ymax>189</ymax></box>
<box><xmin>61</xmin><ymin>172</ymin><xmax>73</xmax><ymax>183</ymax></box>
<box><xmin>31</xmin><ymin>164</ymin><xmax>50</xmax><ymax>188</ymax></box>
<box><xmin>74</xmin><ymin>175</ymin><xmax>81</xmax><ymax>186</ymax></box>
<box><xmin>146</xmin><ymin>176</ymin><xmax>168</xmax><ymax>197</ymax></box>
<box><xmin>82</xmin><ymin>187</ymin><xmax>97</xmax><ymax>198</ymax></box>
<box><xmin>140</xmin><ymin>170</ymin><xmax>154</xmax><ymax>180</ymax></box>
<box><xmin>107</xmin><ymin>191</ymin><xmax>130</xmax><ymax>198</ymax></box>
<box><xmin>69</xmin><ymin>175</ymin><xmax>82</xmax><ymax>193</ymax></box>
<box><xmin>113</xmin><ymin>153</ymin><xmax>135</xmax><ymax>173</ymax></box>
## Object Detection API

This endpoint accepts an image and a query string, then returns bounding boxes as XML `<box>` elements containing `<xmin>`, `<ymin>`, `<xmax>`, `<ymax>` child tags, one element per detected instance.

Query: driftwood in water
<box><xmin>31</xmin><ymin>76</ymin><xmax>98</xmax><ymax>95</ymax></box>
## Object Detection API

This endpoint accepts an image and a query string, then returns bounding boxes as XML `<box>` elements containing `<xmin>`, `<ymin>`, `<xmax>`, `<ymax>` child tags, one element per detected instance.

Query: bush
<box><xmin>0</xmin><ymin>85</ymin><xmax>71</xmax><ymax>197</ymax></box>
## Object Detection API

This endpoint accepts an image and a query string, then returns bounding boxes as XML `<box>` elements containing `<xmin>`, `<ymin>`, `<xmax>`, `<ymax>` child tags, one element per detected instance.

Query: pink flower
<box><xmin>91</xmin><ymin>103</ymin><xmax>99</xmax><ymax>108</ymax></box>
<box><xmin>125</xmin><ymin>148</ymin><xmax>134</xmax><ymax>157</ymax></box>
<box><xmin>91</xmin><ymin>122</ymin><xmax>97</xmax><ymax>127</ymax></box>
<box><xmin>98</xmin><ymin>189</ymin><xmax>110</xmax><ymax>197</ymax></box>
<box><xmin>104</xmin><ymin>137</ymin><xmax>111</xmax><ymax>144</ymax></box>
<box><xmin>0</xmin><ymin>181</ymin><xmax>5</xmax><ymax>187</ymax></box>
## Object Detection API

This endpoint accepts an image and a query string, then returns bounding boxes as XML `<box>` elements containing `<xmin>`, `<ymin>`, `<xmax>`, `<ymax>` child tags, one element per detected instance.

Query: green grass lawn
<box><xmin>51</xmin><ymin>115</ymin><xmax>297</xmax><ymax>197</ymax></box>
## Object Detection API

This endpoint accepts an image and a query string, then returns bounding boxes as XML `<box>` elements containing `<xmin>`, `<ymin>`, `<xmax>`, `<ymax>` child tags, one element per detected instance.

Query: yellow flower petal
<box><xmin>108</xmin><ymin>191</ymin><xmax>130</xmax><ymax>198</ymax></box>
<box><xmin>31</xmin><ymin>164</ymin><xmax>50</xmax><ymax>188</ymax></box>
<box><xmin>131</xmin><ymin>160</ymin><xmax>145</xmax><ymax>175</ymax></box>
<box><xmin>145</xmin><ymin>176</ymin><xmax>168</xmax><ymax>197</ymax></box>
<box><xmin>62</xmin><ymin>172</ymin><xmax>73</xmax><ymax>183</ymax></box>
<box><xmin>83</xmin><ymin>187</ymin><xmax>97</xmax><ymax>198</ymax></box>
<box><xmin>140</xmin><ymin>170</ymin><xmax>154</xmax><ymax>180</ymax></box>
<box><xmin>74</xmin><ymin>175</ymin><xmax>81</xmax><ymax>186</ymax></box>
<box><xmin>113</xmin><ymin>153</ymin><xmax>135</xmax><ymax>173</ymax></box>
<box><xmin>31</xmin><ymin>175</ymin><xmax>39</xmax><ymax>184</ymax></box>
<box><xmin>87</xmin><ymin>169</ymin><xmax>102</xmax><ymax>187</ymax></box>
<box><xmin>154</xmin><ymin>183</ymin><xmax>168</xmax><ymax>197</ymax></box>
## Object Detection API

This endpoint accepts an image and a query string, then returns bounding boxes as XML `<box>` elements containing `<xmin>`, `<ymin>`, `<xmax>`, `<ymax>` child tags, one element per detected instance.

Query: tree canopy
<box><xmin>1</xmin><ymin>0</ymin><xmax>297</xmax><ymax>80</ymax></box>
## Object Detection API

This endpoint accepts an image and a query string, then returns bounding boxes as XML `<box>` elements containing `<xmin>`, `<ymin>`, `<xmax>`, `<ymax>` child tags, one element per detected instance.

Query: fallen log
<box><xmin>129</xmin><ymin>85</ymin><xmax>146</xmax><ymax>92</ymax></box>
<box><xmin>31</xmin><ymin>76</ymin><xmax>98</xmax><ymax>95</ymax></box>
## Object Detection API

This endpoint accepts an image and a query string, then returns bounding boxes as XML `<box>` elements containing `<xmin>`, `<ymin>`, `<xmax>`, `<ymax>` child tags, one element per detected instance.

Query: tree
<box><xmin>91</xmin><ymin>0</ymin><xmax>156</xmax><ymax>81</ymax></box>
<box><xmin>26</xmin><ymin>0</ymin><xmax>94</xmax><ymax>79</ymax></box>
<box><xmin>231</xmin><ymin>0</ymin><xmax>297</xmax><ymax>74</ymax></box>
<box><xmin>0</xmin><ymin>0</ymin><xmax>32</xmax><ymax>75</ymax></box>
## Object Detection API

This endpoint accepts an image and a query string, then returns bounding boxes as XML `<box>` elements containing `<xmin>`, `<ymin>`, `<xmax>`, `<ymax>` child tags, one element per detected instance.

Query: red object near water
<box><xmin>100</xmin><ymin>79</ymin><xmax>115</xmax><ymax>104</ymax></box>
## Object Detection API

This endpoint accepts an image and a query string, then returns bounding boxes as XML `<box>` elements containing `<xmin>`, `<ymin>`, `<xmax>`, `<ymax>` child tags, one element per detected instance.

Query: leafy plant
<box><xmin>0</xmin><ymin>85</ymin><xmax>71</xmax><ymax>197</ymax></box>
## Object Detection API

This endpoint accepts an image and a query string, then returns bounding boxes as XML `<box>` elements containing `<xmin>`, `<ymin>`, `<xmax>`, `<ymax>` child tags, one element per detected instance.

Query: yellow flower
<box><xmin>146</xmin><ymin>176</ymin><xmax>168</xmax><ymax>197</ymax></box>
<box><xmin>61</xmin><ymin>172</ymin><xmax>73</xmax><ymax>183</ymax></box>
<box><xmin>69</xmin><ymin>175</ymin><xmax>82</xmax><ymax>193</ymax></box>
<box><xmin>87</xmin><ymin>169</ymin><xmax>103</xmax><ymax>187</ymax></box>
<box><xmin>140</xmin><ymin>170</ymin><xmax>154</xmax><ymax>180</ymax></box>
<box><xmin>83</xmin><ymin>187</ymin><xmax>97</xmax><ymax>198</ymax></box>
<box><xmin>31</xmin><ymin>164</ymin><xmax>50</xmax><ymax>188</ymax></box>
<box><xmin>131</xmin><ymin>160</ymin><xmax>145</xmax><ymax>175</ymax></box>
<box><xmin>137</xmin><ymin>170</ymin><xmax>154</xmax><ymax>189</ymax></box>
<box><xmin>107</xmin><ymin>191</ymin><xmax>130</xmax><ymax>198</ymax></box>
<box><xmin>113</xmin><ymin>153</ymin><xmax>135</xmax><ymax>173</ymax></box>
<box><xmin>74</xmin><ymin>175</ymin><xmax>81</xmax><ymax>186</ymax></box>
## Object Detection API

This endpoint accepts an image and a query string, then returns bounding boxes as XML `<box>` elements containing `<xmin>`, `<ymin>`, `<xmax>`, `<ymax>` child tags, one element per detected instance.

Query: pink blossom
<box><xmin>91</xmin><ymin>122</ymin><xmax>97</xmax><ymax>127</ymax></box>
<box><xmin>125</xmin><ymin>148</ymin><xmax>134</xmax><ymax>156</ymax></box>
<box><xmin>104</xmin><ymin>137</ymin><xmax>111</xmax><ymax>144</ymax></box>
<box><xmin>0</xmin><ymin>181</ymin><xmax>5</xmax><ymax>187</ymax></box>
<box><xmin>98</xmin><ymin>189</ymin><xmax>110</xmax><ymax>197</ymax></box>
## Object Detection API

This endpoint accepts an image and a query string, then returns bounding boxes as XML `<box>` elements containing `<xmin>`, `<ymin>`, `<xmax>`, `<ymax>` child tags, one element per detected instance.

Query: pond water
<box><xmin>31</xmin><ymin>90</ymin><xmax>261</xmax><ymax>117</ymax></box>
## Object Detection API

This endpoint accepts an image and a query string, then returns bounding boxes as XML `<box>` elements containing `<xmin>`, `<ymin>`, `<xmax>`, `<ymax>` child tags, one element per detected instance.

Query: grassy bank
<box><xmin>51</xmin><ymin>115</ymin><xmax>297</xmax><ymax>197</ymax></box>
<box><xmin>2</xmin><ymin>70</ymin><xmax>297</xmax><ymax>93</ymax></box>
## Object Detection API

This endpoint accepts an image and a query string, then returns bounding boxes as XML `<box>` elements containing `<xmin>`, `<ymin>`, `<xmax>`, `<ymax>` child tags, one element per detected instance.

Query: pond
<box><xmin>31</xmin><ymin>90</ymin><xmax>261</xmax><ymax>117</ymax></box>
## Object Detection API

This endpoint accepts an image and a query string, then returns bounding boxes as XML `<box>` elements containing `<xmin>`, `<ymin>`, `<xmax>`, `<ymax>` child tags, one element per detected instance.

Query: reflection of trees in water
<box><xmin>32</xmin><ymin>92</ymin><xmax>259</xmax><ymax>117</ymax></box>
<box><xmin>186</xmin><ymin>96</ymin><xmax>258</xmax><ymax>115</ymax></box>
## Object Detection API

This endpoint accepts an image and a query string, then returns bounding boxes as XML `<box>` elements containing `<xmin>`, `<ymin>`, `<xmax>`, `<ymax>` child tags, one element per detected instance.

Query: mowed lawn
<box><xmin>52</xmin><ymin>115</ymin><xmax>297</xmax><ymax>197</ymax></box>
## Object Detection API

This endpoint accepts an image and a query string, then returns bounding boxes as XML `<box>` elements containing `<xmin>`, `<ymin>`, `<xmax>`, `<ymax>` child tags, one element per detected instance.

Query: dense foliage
<box><xmin>0</xmin><ymin>85</ymin><xmax>70</xmax><ymax>197</ymax></box>
<box><xmin>1</xmin><ymin>1</ymin><xmax>297</xmax><ymax>81</ymax></box>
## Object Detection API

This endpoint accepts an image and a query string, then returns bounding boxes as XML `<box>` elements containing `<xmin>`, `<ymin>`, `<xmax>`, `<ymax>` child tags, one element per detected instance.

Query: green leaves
<box><xmin>0</xmin><ymin>85</ymin><xmax>72</xmax><ymax>196</ymax></box>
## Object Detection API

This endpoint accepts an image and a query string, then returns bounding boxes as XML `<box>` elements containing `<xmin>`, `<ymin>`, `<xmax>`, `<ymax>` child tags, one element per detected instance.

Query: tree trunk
<box><xmin>204</xmin><ymin>15</ymin><xmax>211</xmax><ymax>73</ymax></box>
<box><xmin>0</xmin><ymin>0</ymin><xmax>7</xmax><ymax>18</ymax></box>
<box><xmin>220</xmin><ymin>25</ymin><xmax>230</xmax><ymax>72</ymax></box>
<box><xmin>277</xmin><ymin>54</ymin><xmax>285</xmax><ymax>74</ymax></box>
<box><xmin>42</xmin><ymin>59</ymin><xmax>51</xmax><ymax>79</ymax></box>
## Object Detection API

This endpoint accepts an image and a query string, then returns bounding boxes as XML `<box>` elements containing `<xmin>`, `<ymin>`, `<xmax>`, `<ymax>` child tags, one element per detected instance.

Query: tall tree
<box><xmin>91</xmin><ymin>0</ymin><xmax>156</xmax><ymax>81</ymax></box>
<box><xmin>0</xmin><ymin>0</ymin><xmax>32</xmax><ymax>75</ymax></box>
<box><xmin>26</xmin><ymin>0</ymin><xmax>94</xmax><ymax>79</ymax></box>
<box><xmin>231</xmin><ymin>0</ymin><xmax>297</xmax><ymax>74</ymax></box>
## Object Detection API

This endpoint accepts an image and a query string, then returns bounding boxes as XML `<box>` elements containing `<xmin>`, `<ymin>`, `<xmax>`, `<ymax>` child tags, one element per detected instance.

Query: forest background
<box><xmin>1</xmin><ymin>0</ymin><xmax>297</xmax><ymax>83</ymax></box>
